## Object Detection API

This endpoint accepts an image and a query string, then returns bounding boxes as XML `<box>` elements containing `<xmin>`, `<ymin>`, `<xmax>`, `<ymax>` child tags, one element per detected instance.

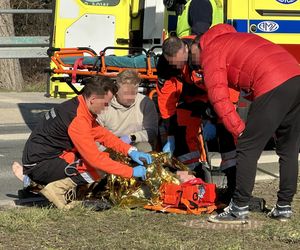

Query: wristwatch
<box><xmin>130</xmin><ymin>134</ymin><xmax>136</xmax><ymax>143</ymax></box>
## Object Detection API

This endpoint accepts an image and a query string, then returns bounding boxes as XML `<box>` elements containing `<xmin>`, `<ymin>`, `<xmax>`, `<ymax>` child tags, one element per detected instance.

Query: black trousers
<box><xmin>25</xmin><ymin>158</ymin><xmax>87</xmax><ymax>186</ymax></box>
<box><xmin>233</xmin><ymin>76</ymin><xmax>300</xmax><ymax>206</ymax></box>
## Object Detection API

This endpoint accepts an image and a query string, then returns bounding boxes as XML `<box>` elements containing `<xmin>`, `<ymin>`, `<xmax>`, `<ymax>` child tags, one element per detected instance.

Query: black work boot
<box><xmin>208</xmin><ymin>200</ymin><xmax>249</xmax><ymax>224</ymax></box>
<box><xmin>267</xmin><ymin>204</ymin><xmax>293</xmax><ymax>222</ymax></box>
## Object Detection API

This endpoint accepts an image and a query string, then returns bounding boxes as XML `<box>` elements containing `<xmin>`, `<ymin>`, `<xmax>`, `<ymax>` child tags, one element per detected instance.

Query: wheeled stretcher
<box><xmin>47</xmin><ymin>46</ymin><xmax>160</xmax><ymax>95</ymax></box>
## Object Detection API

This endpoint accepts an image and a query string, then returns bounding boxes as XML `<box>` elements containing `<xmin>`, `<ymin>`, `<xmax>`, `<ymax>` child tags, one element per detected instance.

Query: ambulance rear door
<box><xmin>53</xmin><ymin>0</ymin><xmax>131</xmax><ymax>55</ymax></box>
<box><xmin>142</xmin><ymin>0</ymin><xmax>164</xmax><ymax>50</ymax></box>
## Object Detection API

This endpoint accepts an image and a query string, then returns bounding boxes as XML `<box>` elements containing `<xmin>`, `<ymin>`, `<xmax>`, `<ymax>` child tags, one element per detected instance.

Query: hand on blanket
<box><xmin>132</xmin><ymin>166</ymin><xmax>147</xmax><ymax>180</ymax></box>
<box><xmin>162</xmin><ymin>136</ymin><xmax>175</xmax><ymax>157</ymax></box>
<box><xmin>129</xmin><ymin>150</ymin><xmax>152</xmax><ymax>165</ymax></box>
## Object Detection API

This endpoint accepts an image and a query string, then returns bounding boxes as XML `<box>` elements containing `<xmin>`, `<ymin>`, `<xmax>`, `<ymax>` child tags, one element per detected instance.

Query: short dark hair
<box><xmin>162</xmin><ymin>36</ymin><xmax>185</xmax><ymax>57</ymax></box>
<box><xmin>82</xmin><ymin>76</ymin><xmax>118</xmax><ymax>98</ymax></box>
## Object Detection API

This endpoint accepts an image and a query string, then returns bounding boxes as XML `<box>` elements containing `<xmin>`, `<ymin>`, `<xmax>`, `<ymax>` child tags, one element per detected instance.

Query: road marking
<box><xmin>0</xmin><ymin>133</ymin><xmax>30</xmax><ymax>140</ymax></box>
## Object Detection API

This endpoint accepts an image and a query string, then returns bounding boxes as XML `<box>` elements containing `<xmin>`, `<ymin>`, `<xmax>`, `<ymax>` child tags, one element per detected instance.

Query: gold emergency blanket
<box><xmin>95</xmin><ymin>150</ymin><xmax>190</xmax><ymax>208</ymax></box>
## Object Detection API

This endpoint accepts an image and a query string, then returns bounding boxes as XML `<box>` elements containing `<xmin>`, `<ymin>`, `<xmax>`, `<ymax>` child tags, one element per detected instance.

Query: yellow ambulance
<box><xmin>50</xmin><ymin>0</ymin><xmax>300</xmax><ymax>97</ymax></box>
<box><xmin>227</xmin><ymin>0</ymin><xmax>300</xmax><ymax>63</ymax></box>
<box><xmin>164</xmin><ymin>0</ymin><xmax>300</xmax><ymax>62</ymax></box>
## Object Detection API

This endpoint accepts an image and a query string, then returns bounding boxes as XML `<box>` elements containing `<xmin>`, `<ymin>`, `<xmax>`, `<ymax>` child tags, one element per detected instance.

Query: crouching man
<box><xmin>13</xmin><ymin>76</ymin><xmax>152</xmax><ymax>209</ymax></box>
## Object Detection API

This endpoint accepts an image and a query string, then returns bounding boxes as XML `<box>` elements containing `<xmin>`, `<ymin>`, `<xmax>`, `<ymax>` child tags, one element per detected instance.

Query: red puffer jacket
<box><xmin>199</xmin><ymin>24</ymin><xmax>300</xmax><ymax>138</ymax></box>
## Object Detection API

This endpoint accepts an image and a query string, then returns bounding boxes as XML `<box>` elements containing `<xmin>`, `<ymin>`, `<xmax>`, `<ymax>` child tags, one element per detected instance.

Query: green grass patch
<box><xmin>0</xmin><ymin>178</ymin><xmax>299</xmax><ymax>249</ymax></box>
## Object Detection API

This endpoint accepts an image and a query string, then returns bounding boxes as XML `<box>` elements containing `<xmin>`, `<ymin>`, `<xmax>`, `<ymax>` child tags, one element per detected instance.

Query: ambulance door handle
<box><xmin>116</xmin><ymin>38</ymin><xmax>130</xmax><ymax>45</ymax></box>
<box><xmin>249</xmin><ymin>24</ymin><xmax>257</xmax><ymax>33</ymax></box>
<box><xmin>256</xmin><ymin>9</ymin><xmax>300</xmax><ymax>17</ymax></box>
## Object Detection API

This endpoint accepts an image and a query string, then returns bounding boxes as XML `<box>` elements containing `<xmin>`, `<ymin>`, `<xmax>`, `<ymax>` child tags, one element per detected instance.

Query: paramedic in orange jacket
<box><xmin>157</xmin><ymin>36</ymin><xmax>238</xmax><ymax>200</ymax></box>
<box><xmin>16</xmin><ymin>76</ymin><xmax>152</xmax><ymax>209</ymax></box>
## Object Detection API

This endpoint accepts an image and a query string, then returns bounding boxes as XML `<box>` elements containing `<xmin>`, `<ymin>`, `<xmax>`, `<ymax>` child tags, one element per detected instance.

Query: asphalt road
<box><xmin>0</xmin><ymin>126</ymin><xmax>27</xmax><ymax>200</ymax></box>
<box><xmin>0</xmin><ymin>92</ymin><xmax>63</xmax><ymax>203</ymax></box>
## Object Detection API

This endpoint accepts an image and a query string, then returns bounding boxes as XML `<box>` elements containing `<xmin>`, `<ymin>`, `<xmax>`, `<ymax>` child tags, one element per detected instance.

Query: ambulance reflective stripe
<box><xmin>226</xmin><ymin>20</ymin><xmax>248</xmax><ymax>32</ymax></box>
<box><xmin>228</xmin><ymin>19</ymin><xmax>300</xmax><ymax>33</ymax></box>
<box><xmin>220</xmin><ymin>150</ymin><xmax>237</xmax><ymax>171</ymax></box>
<box><xmin>251</xmin><ymin>20</ymin><xmax>300</xmax><ymax>33</ymax></box>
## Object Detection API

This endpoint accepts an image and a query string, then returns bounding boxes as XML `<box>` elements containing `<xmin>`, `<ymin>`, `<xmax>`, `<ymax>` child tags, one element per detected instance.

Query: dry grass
<box><xmin>0</xmin><ymin>178</ymin><xmax>299</xmax><ymax>249</ymax></box>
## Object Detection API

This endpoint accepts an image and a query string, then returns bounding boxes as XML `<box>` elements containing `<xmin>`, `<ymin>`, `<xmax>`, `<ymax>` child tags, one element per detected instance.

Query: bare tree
<box><xmin>0</xmin><ymin>0</ymin><xmax>24</xmax><ymax>91</ymax></box>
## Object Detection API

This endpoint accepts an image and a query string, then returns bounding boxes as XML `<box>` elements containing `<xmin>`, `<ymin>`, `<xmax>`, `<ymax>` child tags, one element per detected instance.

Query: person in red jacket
<box><xmin>12</xmin><ymin>76</ymin><xmax>152</xmax><ymax>209</ymax></box>
<box><xmin>163</xmin><ymin>24</ymin><xmax>300</xmax><ymax>223</ymax></box>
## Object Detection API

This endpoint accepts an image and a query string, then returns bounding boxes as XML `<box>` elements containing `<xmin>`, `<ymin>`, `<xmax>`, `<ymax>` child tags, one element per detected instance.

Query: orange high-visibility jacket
<box><xmin>23</xmin><ymin>95</ymin><xmax>133</xmax><ymax>180</ymax></box>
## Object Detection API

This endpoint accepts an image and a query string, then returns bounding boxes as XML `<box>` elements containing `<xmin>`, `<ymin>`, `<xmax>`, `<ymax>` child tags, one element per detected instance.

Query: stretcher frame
<box><xmin>47</xmin><ymin>46</ymin><xmax>160</xmax><ymax>95</ymax></box>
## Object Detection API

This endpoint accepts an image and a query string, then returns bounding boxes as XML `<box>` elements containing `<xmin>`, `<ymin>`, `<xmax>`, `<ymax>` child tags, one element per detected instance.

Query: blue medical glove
<box><xmin>120</xmin><ymin>135</ymin><xmax>131</xmax><ymax>144</ymax></box>
<box><xmin>132</xmin><ymin>165</ymin><xmax>147</xmax><ymax>180</ymax></box>
<box><xmin>129</xmin><ymin>150</ymin><xmax>152</xmax><ymax>165</ymax></box>
<box><xmin>163</xmin><ymin>136</ymin><xmax>175</xmax><ymax>157</ymax></box>
<box><xmin>203</xmin><ymin>121</ymin><xmax>216</xmax><ymax>141</ymax></box>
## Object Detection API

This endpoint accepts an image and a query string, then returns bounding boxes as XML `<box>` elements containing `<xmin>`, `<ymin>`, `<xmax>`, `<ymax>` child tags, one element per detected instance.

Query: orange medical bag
<box><xmin>144</xmin><ymin>178</ymin><xmax>217</xmax><ymax>214</ymax></box>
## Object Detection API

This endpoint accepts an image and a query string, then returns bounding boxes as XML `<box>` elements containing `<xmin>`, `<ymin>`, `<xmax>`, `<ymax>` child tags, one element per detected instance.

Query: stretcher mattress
<box><xmin>60</xmin><ymin>54</ymin><xmax>157</xmax><ymax>68</ymax></box>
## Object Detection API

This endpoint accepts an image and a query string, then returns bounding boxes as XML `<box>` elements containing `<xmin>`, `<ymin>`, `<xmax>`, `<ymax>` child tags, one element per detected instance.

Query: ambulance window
<box><xmin>80</xmin><ymin>0</ymin><xmax>120</xmax><ymax>6</ymax></box>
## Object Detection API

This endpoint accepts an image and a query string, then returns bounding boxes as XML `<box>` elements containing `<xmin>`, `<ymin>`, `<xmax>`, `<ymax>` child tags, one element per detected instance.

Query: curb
<box><xmin>0</xmin><ymin>199</ymin><xmax>18</xmax><ymax>208</ymax></box>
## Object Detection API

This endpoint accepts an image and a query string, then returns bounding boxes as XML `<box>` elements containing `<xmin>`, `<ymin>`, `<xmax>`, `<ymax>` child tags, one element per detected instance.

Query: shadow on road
<box><xmin>18</xmin><ymin>103</ymin><xmax>61</xmax><ymax>131</ymax></box>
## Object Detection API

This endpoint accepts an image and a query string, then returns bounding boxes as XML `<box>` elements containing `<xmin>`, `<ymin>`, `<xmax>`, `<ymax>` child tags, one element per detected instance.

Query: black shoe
<box><xmin>18</xmin><ymin>189</ymin><xmax>42</xmax><ymax>199</ymax></box>
<box><xmin>267</xmin><ymin>204</ymin><xmax>292</xmax><ymax>221</ymax></box>
<box><xmin>249</xmin><ymin>197</ymin><xmax>266</xmax><ymax>212</ymax></box>
<box><xmin>83</xmin><ymin>198</ymin><xmax>112</xmax><ymax>211</ymax></box>
<box><xmin>208</xmin><ymin>200</ymin><xmax>249</xmax><ymax>224</ymax></box>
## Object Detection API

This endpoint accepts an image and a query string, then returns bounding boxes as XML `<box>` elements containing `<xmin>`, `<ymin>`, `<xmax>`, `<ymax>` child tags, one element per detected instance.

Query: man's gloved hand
<box><xmin>132</xmin><ymin>165</ymin><xmax>147</xmax><ymax>180</ymax></box>
<box><xmin>120</xmin><ymin>135</ymin><xmax>131</xmax><ymax>144</ymax></box>
<box><xmin>203</xmin><ymin>121</ymin><xmax>216</xmax><ymax>141</ymax></box>
<box><xmin>162</xmin><ymin>136</ymin><xmax>175</xmax><ymax>157</ymax></box>
<box><xmin>129</xmin><ymin>150</ymin><xmax>152</xmax><ymax>165</ymax></box>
